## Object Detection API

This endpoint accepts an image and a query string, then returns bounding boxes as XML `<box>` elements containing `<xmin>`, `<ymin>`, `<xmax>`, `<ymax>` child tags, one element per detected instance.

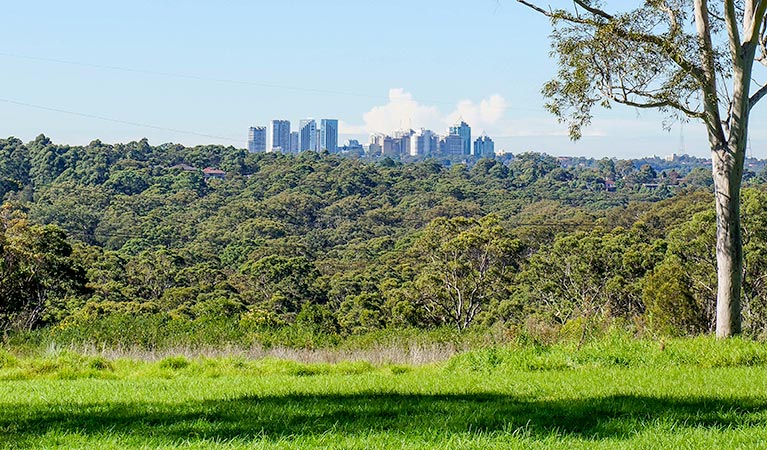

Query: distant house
<box><xmin>604</xmin><ymin>179</ymin><xmax>617</xmax><ymax>192</ymax></box>
<box><xmin>202</xmin><ymin>167</ymin><xmax>226</xmax><ymax>180</ymax></box>
<box><xmin>169</xmin><ymin>163</ymin><xmax>198</xmax><ymax>172</ymax></box>
<box><xmin>557</xmin><ymin>156</ymin><xmax>573</xmax><ymax>167</ymax></box>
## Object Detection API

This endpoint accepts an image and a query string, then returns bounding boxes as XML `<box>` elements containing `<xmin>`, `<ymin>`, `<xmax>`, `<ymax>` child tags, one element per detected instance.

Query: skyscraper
<box><xmin>449</xmin><ymin>121</ymin><xmax>472</xmax><ymax>155</ymax></box>
<box><xmin>410</xmin><ymin>128</ymin><xmax>437</xmax><ymax>157</ymax></box>
<box><xmin>269</xmin><ymin>120</ymin><xmax>291</xmax><ymax>153</ymax></box>
<box><xmin>247</xmin><ymin>126</ymin><xmax>267</xmax><ymax>153</ymax></box>
<box><xmin>320</xmin><ymin>119</ymin><xmax>339</xmax><ymax>153</ymax></box>
<box><xmin>368</xmin><ymin>134</ymin><xmax>384</xmax><ymax>156</ymax></box>
<box><xmin>393</xmin><ymin>129</ymin><xmax>414</xmax><ymax>158</ymax></box>
<box><xmin>474</xmin><ymin>134</ymin><xmax>495</xmax><ymax>157</ymax></box>
<box><xmin>299</xmin><ymin>119</ymin><xmax>317</xmax><ymax>152</ymax></box>
<box><xmin>439</xmin><ymin>134</ymin><xmax>464</xmax><ymax>156</ymax></box>
<box><xmin>289</xmin><ymin>132</ymin><xmax>299</xmax><ymax>154</ymax></box>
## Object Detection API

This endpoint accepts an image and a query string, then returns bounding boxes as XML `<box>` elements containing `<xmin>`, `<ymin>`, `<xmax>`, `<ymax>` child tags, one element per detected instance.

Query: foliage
<box><xmin>0</xmin><ymin>206</ymin><xmax>87</xmax><ymax>333</ymax></box>
<box><xmin>4</xmin><ymin>135</ymin><xmax>767</xmax><ymax>340</ymax></box>
<box><xmin>412</xmin><ymin>216</ymin><xmax>522</xmax><ymax>330</ymax></box>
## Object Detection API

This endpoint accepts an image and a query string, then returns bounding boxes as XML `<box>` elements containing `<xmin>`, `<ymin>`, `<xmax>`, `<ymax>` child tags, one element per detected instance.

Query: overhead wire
<box><xmin>0</xmin><ymin>98</ymin><xmax>242</xmax><ymax>143</ymax></box>
<box><xmin>0</xmin><ymin>51</ymin><xmax>546</xmax><ymax>112</ymax></box>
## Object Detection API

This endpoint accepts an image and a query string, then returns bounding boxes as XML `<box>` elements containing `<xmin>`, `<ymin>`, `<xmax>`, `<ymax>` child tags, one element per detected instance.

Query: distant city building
<box><xmin>268</xmin><ymin>120</ymin><xmax>291</xmax><ymax>153</ymax></box>
<box><xmin>439</xmin><ymin>134</ymin><xmax>464</xmax><ymax>156</ymax></box>
<box><xmin>247</xmin><ymin>126</ymin><xmax>267</xmax><ymax>153</ymax></box>
<box><xmin>365</xmin><ymin>130</ymin><xmax>421</xmax><ymax>158</ymax></box>
<box><xmin>289</xmin><ymin>132</ymin><xmax>299</xmax><ymax>153</ymax></box>
<box><xmin>449</xmin><ymin>121</ymin><xmax>472</xmax><ymax>155</ymax></box>
<box><xmin>394</xmin><ymin>129</ymin><xmax>415</xmax><ymax>158</ymax></box>
<box><xmin>320</xmin><ymin>119</ymin><xmax>339</xmax><ymax>153</ymax></box>
<box><xmin>382</xmin><ymin>136</ymin><xmax>397</xmax><ymax>157</ymax></box>
<box><xmin>410</xmin><ymin>128</ymin><xmax>438</xmax><ymax>157</ymax></box>
<box><xmin>299</xmin><ymin>119</ymin><xmax>317</xmax><ymax>152</ymax></box>
<box><xmin>368</xmin><ymin>134</ymin><xmax>384</xmax><ymax>156</ymax></box>
<box><xmin>339</xmin><ymin>139</ymin><xmax>364</xmax><ymax>156</ymax></box>
<box><xmin>474</xmin><ymin>134</ymin><xmax>495</xmax><ymax>158</ymax></box>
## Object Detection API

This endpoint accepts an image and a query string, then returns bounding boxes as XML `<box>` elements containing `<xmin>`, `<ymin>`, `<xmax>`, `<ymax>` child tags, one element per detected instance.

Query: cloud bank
<box><xmin>340</xmin><ymin>88</ymin><xmax>510</xmax><ymax>137</ymax></box>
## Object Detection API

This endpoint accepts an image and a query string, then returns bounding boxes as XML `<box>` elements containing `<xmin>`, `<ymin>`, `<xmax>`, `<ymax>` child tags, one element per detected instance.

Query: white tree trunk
<box><xmin>711</xmin><ymin>23</ymin><xmax>756</xmax><ymax>337</ymax></box>
<box><xmin>712</xmin><ymin>144</ymin><xmax>744</xmax><ymax>337</ymax></box>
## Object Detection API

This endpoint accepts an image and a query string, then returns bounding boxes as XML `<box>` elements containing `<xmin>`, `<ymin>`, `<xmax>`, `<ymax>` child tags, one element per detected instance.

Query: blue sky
<box><xmin>0</xmin><ymin>0</ymin><xmax>764</xmax><ymax>158</ymax></box>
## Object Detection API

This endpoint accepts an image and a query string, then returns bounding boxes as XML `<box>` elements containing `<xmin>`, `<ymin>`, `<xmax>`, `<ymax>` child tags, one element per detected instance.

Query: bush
<box><xmin>0</xmin><ymin>349</ymin><xmax>20</xmax><ymax>368</ymax></box>
<box><xmin>159</xmin><ymin>356</ymin><xmax>190</xmax><ymax>370</ymax></box>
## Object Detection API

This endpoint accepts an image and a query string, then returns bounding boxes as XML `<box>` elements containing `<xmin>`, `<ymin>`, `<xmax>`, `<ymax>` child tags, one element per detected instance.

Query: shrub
<box><xmin>159</xmin><ymin>356</ymin><xmax>190</xmax><ymax>370</ymax></box>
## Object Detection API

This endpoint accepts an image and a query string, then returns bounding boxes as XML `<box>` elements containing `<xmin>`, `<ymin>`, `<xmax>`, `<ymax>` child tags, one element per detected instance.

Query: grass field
<box><xmin>3</xmin><ymin>337</ymin><xmax>767</xmax><ymax>449</ymax></box>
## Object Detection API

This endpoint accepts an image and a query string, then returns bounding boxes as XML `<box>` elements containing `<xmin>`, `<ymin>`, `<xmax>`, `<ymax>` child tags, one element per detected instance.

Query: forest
<box><xmin>4</xmin><ymin>134</ymin><xmax>767</xmax><ymax>346</ymax></box>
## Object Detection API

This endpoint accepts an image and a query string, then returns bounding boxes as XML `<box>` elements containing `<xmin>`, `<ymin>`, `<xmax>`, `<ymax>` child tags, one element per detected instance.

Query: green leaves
<box><xmin>0</xmin><ymin>205</ymin><xmax>87</xmax><ymax>332</ymax></box>
<box><xmin>537</xmin><ymin>2</ymin><xmax>707</xmax><ymax>140</ymax></box>
<box><xmin>411</xmin><ymin>216</ymin><xmax>523</xmax><ymax>330</ymax></box>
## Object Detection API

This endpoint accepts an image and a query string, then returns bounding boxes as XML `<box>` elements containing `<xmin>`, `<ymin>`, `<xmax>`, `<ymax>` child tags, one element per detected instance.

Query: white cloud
<box><xmin>338</xmin><ymin>120</ymin><xmax>367</xmax><ymax>135</ymax></box>
<box><xmin>342</xmin><ymin>88</ymin><xmax>510</xmax><ymax>137</ymax></box>
<box><xmin>362</xmin><ymin>88</ymin><xmax>443</xmax><ymax>134</ymax></box>
<box><xmin>445</xmin><ymin>94</ymin><xmax>508</xmax><ymax>133</ymax></box>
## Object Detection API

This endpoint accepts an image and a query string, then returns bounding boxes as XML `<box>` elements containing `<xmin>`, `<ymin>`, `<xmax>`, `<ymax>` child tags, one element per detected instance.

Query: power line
<box><xmin>0</xmin><ymin>51</ymin><xmax>544</xmax><ymax>112</ymax></box>
<box><xmin>0</xmin><ymin>98</ymin><xmax>241</xmax><ymax>143</ymax></box>
<box><xmin>0</xmin><ymin>51</ymin><xmax>390</xmax><ymax>101</ymax></box>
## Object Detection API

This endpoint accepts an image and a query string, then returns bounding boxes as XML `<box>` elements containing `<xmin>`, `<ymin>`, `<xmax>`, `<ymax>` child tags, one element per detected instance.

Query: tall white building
<box><xmin>410</xmin><ymin>128</ymin><xmax>437</xmax><ymax>157</ymax></box>
<box><xmin>268</xmin><ymin>120</ymin><xmax>291</xmax><ymax>153</ymax></box>
<box><xmin>299</xmin><ymin>119</ymin><xmax>317</xmax><ymax>152</ymax></box>
<box><xmin>368</xmin><ymin>134</ymin><xmax>384</xmax><ymax>156</ymax></box>
<box><xmin>247</xmin><ymin>126</ymin><xmax>267</xmax><ymax>153</ymax></box>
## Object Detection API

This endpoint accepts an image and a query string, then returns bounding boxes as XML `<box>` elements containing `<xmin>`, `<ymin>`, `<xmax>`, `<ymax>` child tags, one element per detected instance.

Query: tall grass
<box><xmin>4</xmin><ymin>314</ymin><xmax>514</xmax><ymax>365</ymax></box>
<box><xmin>3</xmin><ymin>333</ymin><xmax>767</xmax><ymax>382</ymax></box>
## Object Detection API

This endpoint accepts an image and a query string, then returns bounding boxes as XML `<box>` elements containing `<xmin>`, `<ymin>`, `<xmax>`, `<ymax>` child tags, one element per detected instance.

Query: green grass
<box><xmin>2</xmin><ymin>337</ymin><xmax>767</xmax><ymax>449</ymax></box>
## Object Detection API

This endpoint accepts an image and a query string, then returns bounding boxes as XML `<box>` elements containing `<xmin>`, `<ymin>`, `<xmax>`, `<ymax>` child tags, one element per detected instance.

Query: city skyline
<box><xmin>249</xmin><ymin>116</ymin><xmax>496</xmax><ymax>159</ymax></box>
<box><xmin>0</xmin><ymin>1</ymin><xmax>765</xmax><ymax>159</ymax></box>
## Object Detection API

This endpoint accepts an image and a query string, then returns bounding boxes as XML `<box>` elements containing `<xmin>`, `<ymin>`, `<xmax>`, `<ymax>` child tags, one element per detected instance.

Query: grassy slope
<box><xmin>2</xmin><ymin>338</ymin><xmax>767</xmax><ymax>449</ymax></box>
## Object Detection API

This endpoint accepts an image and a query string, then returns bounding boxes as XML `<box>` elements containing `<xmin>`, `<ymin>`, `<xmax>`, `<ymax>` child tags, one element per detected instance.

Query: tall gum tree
<box><xmin>517</xmin><ymin>0</ymin><xmax>767</xmax><ymax>337</ymax></box>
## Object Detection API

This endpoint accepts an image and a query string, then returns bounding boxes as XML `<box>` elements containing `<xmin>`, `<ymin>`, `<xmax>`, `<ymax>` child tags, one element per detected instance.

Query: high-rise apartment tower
<box><xmin>268</xmin><ymin>120</ymin><xmax>291</xmax><ymax>153</ymax></box>
<box><xmin>247</xmin><ymin>126</ymin><xmax>267</xmax><ymax>153</ymax></box>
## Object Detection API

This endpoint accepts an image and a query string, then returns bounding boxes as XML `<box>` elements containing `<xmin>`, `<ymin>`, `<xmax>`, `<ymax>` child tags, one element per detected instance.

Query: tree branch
<box><xmin>758</xmin><ymin>15</ymin><xmax>767</xmax><ymax>66</ymax></box>
<box><xmin>748</xmin><ymin>0</ymin><xmax>767</xmax><ymax>44</ymax></box>
<box><xmin>572</xmin><ymin>0</ymin><xmax>613</xmax><ymax>20</ymax></box>
<box><xmin>751</xmin><ymin>82</ymin><xmax>767</xmax><ymax>109</ymax></box>
<box><xmin>517</xmin><ymin>0</ymin><xmax>707</xmax><ymax>84</ymax></box>
<box><xmin>659</xmin><ymin>1</ymin><xmax>680</xmax><ymax>36</ymax></box>
<box><xmin>517</xmin><ymin>0</ymin><xmax>549</xmax><ymax>16</ymax></box>
<box><xmin>694</xmin><ymin>0</ymin><xmax>728</xmax><ymax>143</ymax></box>
<box><xmin>611</xmin><ymin>93</ymin><xmax>705</xmax><ymax>118</ymax></box>
<box><xmin>725</xmin><ymin>0</ymin><xmax>742</xmax><ymax>57</ymax></box>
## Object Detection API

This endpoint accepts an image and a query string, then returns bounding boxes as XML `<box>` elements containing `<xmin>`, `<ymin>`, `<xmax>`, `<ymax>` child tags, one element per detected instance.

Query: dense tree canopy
<box><xmin>3</xmin><ymin>135</ymin><xmax>767</xmax><ymax>341</ymax></box>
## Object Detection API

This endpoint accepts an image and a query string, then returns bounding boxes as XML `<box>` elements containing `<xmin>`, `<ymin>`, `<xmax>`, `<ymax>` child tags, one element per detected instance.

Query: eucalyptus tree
<box><xmin>412</xmin><ymin>216</ymin><xmax>523</xmax><ymax>330</ymax></box>
<box><xmin>517</xmin><ymin>0</ymin><xmax>767</xmax><ymax>337</ymax></box>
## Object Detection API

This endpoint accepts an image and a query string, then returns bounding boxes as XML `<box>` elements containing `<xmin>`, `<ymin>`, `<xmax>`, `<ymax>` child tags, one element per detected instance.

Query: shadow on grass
<box><xmin>3</xmin><ymin>393</ymin><xmax>767</xmax><ymax>445</ymax></box>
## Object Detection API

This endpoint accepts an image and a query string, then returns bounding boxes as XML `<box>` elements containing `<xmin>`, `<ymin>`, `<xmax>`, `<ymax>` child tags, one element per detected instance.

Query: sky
<box><xmin>0</xmin><ymin>0</ymin><xmax>765</xmax><ymax>159</ymax></box>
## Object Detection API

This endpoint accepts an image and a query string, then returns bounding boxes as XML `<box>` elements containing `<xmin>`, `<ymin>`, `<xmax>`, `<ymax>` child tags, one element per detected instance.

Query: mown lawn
<box><xmin>2</xmin><ymin>338</ymin><xmax>767</xmax><ymax>449</ymax></box>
